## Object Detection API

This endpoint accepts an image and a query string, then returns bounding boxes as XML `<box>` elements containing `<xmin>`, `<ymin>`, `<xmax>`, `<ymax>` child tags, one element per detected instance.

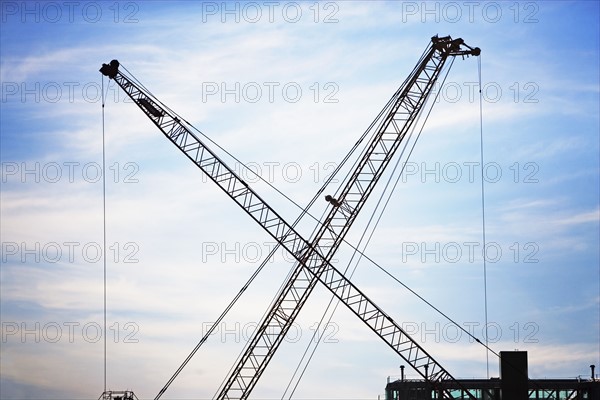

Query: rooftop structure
<box><xmin>385</xmin><ymin>351</ymin><xmax>600</xmax><ymax>400</ymax></box>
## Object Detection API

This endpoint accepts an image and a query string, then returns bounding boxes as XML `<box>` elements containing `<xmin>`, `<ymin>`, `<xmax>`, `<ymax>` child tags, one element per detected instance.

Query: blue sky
<box><xmin>1</xmin><ymin>1</ymin><xmax>599</xmax><ymax>399</ymax></box>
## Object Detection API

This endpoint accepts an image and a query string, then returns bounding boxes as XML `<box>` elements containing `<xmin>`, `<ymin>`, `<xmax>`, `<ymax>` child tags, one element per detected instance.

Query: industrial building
<box><xmin>385</xmin><ymin>351</ymin><xmax>600</xmax><ymax>399</ymax></box>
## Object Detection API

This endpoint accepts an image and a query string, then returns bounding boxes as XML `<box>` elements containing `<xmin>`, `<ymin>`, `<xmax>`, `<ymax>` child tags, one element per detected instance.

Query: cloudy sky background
<box><xmin>1</xmin><ymin>1</ymin><xmax>599</xmax><ymax>399</ymax></box>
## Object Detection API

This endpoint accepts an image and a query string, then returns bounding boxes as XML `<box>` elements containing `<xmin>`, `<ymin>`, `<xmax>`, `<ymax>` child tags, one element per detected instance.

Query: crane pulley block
<box><xmin>100</xmin><ymin>59</ymin><xmax>120</xmax><ymax>79</ymax></box>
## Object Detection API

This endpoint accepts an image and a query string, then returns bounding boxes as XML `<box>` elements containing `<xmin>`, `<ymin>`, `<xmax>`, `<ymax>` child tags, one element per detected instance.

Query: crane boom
<box><xmin>100</xmin><ymin>35</ymin><xmax>480</xmax><ymax>399</ymax></box>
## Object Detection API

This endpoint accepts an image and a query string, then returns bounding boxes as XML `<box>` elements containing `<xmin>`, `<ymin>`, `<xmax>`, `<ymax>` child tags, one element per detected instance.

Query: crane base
<box><xmin>98</xmin><ymin>391</ymin><xmax>138</xmax><ymax>400</ymax></box>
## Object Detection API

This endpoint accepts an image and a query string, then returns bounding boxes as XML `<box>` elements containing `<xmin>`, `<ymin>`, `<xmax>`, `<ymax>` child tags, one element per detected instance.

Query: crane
<box><xmin>100</xmin><ymin>35</ymin><xmax>481</xmax><ymax>399</ymax></box>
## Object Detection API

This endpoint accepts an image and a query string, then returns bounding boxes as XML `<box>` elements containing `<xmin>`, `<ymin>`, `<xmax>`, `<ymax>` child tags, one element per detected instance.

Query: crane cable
<box><xmin>210</xmin><ymin>183</ymin><xmax>341</xmax><ymax>398</ymax></box>
<box><xmin>286</xmin><ymin>53</ymin><xmax>541</xmax><ymax>393</ymax></box>
<box><xmin>349</xmin><ymin>55</ymin><xmax>504</xmax><ymax>367</ymax></box>
<box><xmin>354</xmin><ymin>54</ymin><xmax>504</xmax><ymax>368</ymax></box>
<box><xmin>283</xmin><ymin>57</ymin><xmax>458</xmax><ymax>397</ymax></box>
<box><xmin>156</xmin><ymin>146</ymin><xmax>349</xmax><ymax>400</ymax></box>
<box><xmin>278</xmin><ymin>48</ymin><xmax>437</xmax><ymax>397</ymax></box>
<box><xmin>115</xmin><ymin>45</ymin><xmax>428</xmax><ymax>266</ymax></box>
<box><xmin>101</xmin><ymin>74</ymin><xmax>109</xmax><ymax>394</ymax></box>
<box><xmin>146</xmin><ymin>52</ymin><xmax>397</xmax><ymax>398</ymax></box>
<box><xmin>117</xmin><ymin>48</ymin><xmax>423</xmax><ymax>239</ymax></box>
<box><xmin>215</xmin><ymin>45</ymin><xmax>436</xmax><ymax>396</ymax></box>
<box><xmin>115</xmin><ymin>48</ymin><xmax>534</xmax><ymax>400</ymax></box>
<box><xmin>112</xmin><ymin>46</ymin><xmax>499</xmax><ymax>397</ymax></box>
<box><xmin>209</xmin><ymin>46</ymin><xmax>426</xmax><ymax>396</ymax></box>
<box><xmin>135</xmin><ymin>51</ymin><xmax>497</xmax><ymax>396</ymax></box>
<box><xmin>285</xmin><ymin>55</ymin><xmax>504</xmax><ymax>394</ymax></box>
<box><xmin>478</xmin><ymin>54</ymin><xmax>491</xmax><ymax>379</ymax></box>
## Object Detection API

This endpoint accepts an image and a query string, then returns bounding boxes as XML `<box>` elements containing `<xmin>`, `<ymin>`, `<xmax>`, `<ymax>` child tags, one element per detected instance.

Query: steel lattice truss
<box><xmin>100</xmin><ymin>35</ymin><xmax>481</xmax><ymax>400</ymax></box>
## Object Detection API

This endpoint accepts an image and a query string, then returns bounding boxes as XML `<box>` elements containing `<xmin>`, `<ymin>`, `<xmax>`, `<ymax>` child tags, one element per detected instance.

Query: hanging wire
<box><xmin>154</xmin><ymin>245</ymin><xmax>276</xmax><ymax>400</ymax></box>
<box><xmin>477</xmin><ymin>55</ymin><xmax>490</xmax><ymax>379</ymax></box>
<box><xmin>209</xmin><ymin>183</ymin><xmax>341</xmax><ymax>399</ymax></box>
<box><xmin>151</xmin><ymin>67</ymin><xmax>383</xmax><ymax>399</ymax></box>
<box><xmin>101</xmin><ymin>73</ymin><xmax>107</xmax><ymax>394</ymax></box>
<box><xmin>112</xmin><ymin>52</ymin><xmax>502</xmax><ymax>398</ymax></box>
<box><xmin>113</xmin><ymin>60</ymin><xmax>373</xmax><ymax>399</ymax></box>
<box><xmin>283</xmin><ymin>57</ymin><xmax>460</xmax><ymax>397</ymax></box>
<box><xmin>120</xmin><ymin>64</ymin><xmax>396</xmax><ymax>230</ymax></box>
<box><xmin>210</xmin><ymin>63</ymin><xmax>416</xmax><ymax>397</ymax></box>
